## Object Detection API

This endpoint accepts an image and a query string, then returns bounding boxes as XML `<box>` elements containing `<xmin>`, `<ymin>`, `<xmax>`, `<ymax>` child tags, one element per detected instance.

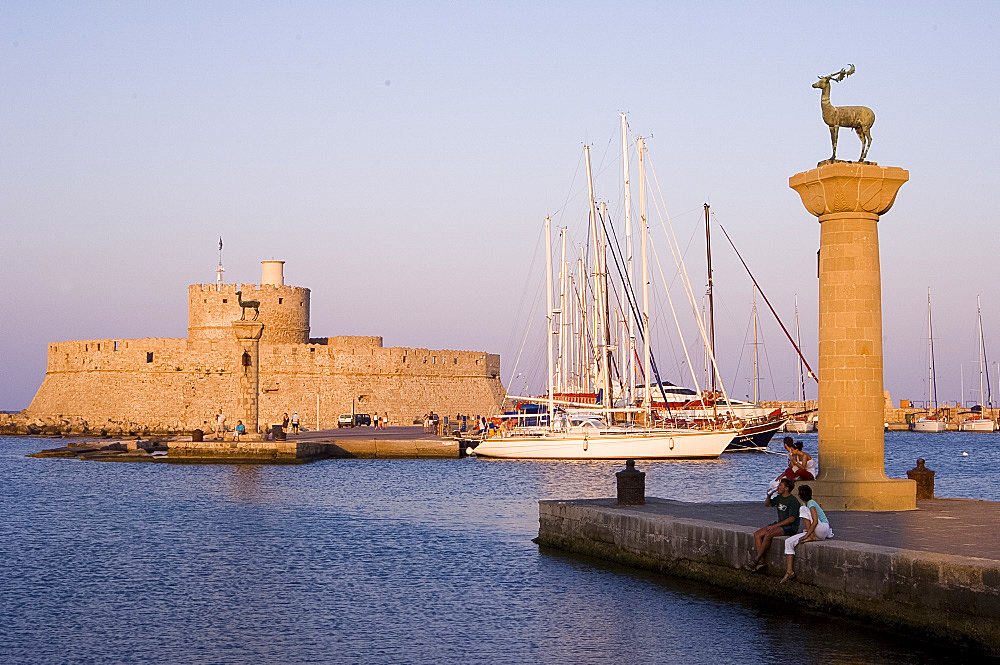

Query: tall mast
<box><xmin>752</xmin><ymin>287</ymin><xmax>759</xmax><ymax>403</ymax></box>
<box><xmin>556</xmin><ymin>227</ymin><xmax>568</xmax><ymax>393</ymax></box>
<box><xmin>545</xmin><ymin>216</ymin><xmax>555</xmax><ymax>427</ymax></box>
<box><xmin>584</xmin><ymin>146</ymin><xmax>601</xmax><ymax>399</ymax></box>
<box><xmin>795</xmin><ymin>295</ymin><xmax>805</xmax><ymax>404</ymax></box>
<box><xmin>638</xmin><ymin>137</ymin><xmax>650</xmax><ymax>417</ymax></box>
<box><xmin>621</xmin><ymin>113</ymin><xmax>635</xmax><ymax>404</ymax></box>
<box><xmin>927</xmin><ymin>288</ymin><xmax>937</xmax><ymax>409</ymax></box>
<box><xmin>577</xmin><ymin>249</ymin><xmax>588</xmax><ymax>391</ymax></box>
<box><xmin>704</xmin><ymin>204</ymin><xmax>716</xmax><ymax>392</ymax></box>
<box><xmin>978</xmin><ymin>295</ymin><xmax>987</xmax><ymax>410</ymax></box>
<box><xmin>600</xmin><ymin>201</ymin><xmax>613</xmax><ymax>415</ymax></box>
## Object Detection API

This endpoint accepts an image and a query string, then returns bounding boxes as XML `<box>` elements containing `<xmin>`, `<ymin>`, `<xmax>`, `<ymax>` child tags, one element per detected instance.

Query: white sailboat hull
<box><xmin>785</xmin><ymin>419</ymin><xmax>816</xmax><ymax>433</ymax></box>
<box><xmin>960</xmin><ymin>418</ymin><xmax>996</xmax><ymax>432</ymax></box>
<box><xmin>471</xmin><ymin>429</ymin><xmax>735</xmax><ymax>460</ymax></box>
<box><xmin>911</xmin><ymin>418</ymin><xmax>947</xmax><ymax>433</ymax></box>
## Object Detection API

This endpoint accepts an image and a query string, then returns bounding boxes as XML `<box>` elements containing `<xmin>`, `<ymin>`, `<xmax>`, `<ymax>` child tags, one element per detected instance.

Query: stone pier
<box><xmin>789</xmin><ymin>162</ymin><xmax>915</xmax><ymax>510</ymax></box>
<box><xmin>538</xmin><ymin>498</ymin><xmax>1000</xmax><ymax>654</ymax></box>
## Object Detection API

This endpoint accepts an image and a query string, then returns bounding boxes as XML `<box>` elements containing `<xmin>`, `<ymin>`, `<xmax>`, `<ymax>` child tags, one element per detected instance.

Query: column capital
<box><xmin>232</xmin><ymin>321</ymin><xmax>264</xmax><ymax>341</ymax></box>
<box><xmin>789</xmin><ymin>162</ymin><xmax>908</xmax><ymax>218</ymax></box>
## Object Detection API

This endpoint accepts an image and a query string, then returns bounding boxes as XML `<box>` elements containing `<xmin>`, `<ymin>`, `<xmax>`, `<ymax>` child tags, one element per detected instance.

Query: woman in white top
<box><xmin>782</xmin><ymin>484</ymin><xmax>833</xmax><ymax>583</ymax></box>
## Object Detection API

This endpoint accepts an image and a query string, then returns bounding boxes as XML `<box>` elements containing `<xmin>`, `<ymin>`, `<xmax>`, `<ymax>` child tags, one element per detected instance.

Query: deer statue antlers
<box><xmin>812</xmin><ymin>64</ymin><xmax>875</xmax><ymax>163</ymax></box>
<box><xmin>824</xmin><ymin>63</ymin><xmax>856</xmax><ymax>83</ymax></box>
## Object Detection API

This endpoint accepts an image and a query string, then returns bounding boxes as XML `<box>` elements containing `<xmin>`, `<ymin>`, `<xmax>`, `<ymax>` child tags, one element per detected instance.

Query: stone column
<box><xmin>789</xmin><ymin>162</ymin><xmax>915</xmax><ymax>511</ymax></box>
<box><xmin>232</xmin><ymin>321</ymin><xmax>264</xmax><ymax>439</ymax></box>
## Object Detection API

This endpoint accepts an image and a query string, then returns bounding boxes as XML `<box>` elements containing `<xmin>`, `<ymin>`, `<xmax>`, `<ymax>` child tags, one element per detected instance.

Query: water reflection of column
<box><xmin>233</xmin><ymin>321</ymin><xmax>264</xmax><ymax>436</ymax></box>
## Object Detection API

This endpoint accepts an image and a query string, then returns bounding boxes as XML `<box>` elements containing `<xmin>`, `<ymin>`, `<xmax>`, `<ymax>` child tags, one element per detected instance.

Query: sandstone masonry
<box><xmin>25</xmin><ymin>261</ymin><xmax>505</xmax><ymax>433</ymax></box>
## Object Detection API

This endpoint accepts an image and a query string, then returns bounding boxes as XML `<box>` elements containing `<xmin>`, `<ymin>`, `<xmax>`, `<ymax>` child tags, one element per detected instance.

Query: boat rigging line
<box><xmin>717</xmin><ymin>223</ymin><xmax>818</xmax><ymax>384</ymax></box>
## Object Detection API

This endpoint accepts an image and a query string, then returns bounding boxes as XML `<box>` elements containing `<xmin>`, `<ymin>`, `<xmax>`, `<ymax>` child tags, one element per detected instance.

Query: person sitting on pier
<box><xmin>782</xmin><ymin>484</ymin><xmax>833</xmax><ymax>583</ymax></box>
<box><xmin>748</xmin><ymin>478</ymin><xmax>800</xmax><ymax>573</ymax></box>
<box><xmin>234</xmin><ymin>420</ymin><xmax>246</xmax><ymax>441</ymax></box>
<box><xmin>793</xmin><ymin>441</ymin><xmax>816</xmax><ymax>480</ymax></box>
<box><xmin>767</xmin><ymin>438</ymin><xmax>798</xmax><ymax>495</ymax></box>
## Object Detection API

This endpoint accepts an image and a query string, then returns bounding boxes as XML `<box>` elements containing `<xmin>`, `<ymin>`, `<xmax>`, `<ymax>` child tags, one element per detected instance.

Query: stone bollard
<box><xmin>192</xmin><ymin>429</ymin><xmax>204</xmax><ymax>442</ymax></box>
<box><xmin>616</xmin><ymin>459</ymin><xmax>645</xmax><ymax>506</ymax></box>
<box><xmin>906</xmin><ymin>458</ymin><xmax>935</xmax><ymax>500</ymax></box>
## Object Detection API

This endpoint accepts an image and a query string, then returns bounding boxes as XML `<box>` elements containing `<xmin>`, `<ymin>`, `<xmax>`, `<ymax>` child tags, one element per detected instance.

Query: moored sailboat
<box><xmin>960</xmin><ymin>296</ymin><xmax>996</xmax><ymax>432</ymax></box>
<box><xmin>785</xmin><ymin>295</ymin><xmax>817</xmax><ymax>433</ymax></box>
<box><xmin>912</xmin><ymin>288</ymin><xmax>947</xmax><ymax>432</ymax></box>
<box><xmin>473</xmin><ymin>120</ymin><xmax>737</xmax><ymax>459</ymax></box>
<box><xmin>701</xmin><ymin>205</ymin><xmax>787</xmax><ymax>450</ymax></box>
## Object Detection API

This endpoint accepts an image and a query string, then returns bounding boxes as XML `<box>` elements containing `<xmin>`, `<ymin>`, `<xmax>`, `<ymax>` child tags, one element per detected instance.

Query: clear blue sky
<box><xmin>2</xmin><ymin>2</ymin><xmax>998</xmax><ymax>410</ymax></box>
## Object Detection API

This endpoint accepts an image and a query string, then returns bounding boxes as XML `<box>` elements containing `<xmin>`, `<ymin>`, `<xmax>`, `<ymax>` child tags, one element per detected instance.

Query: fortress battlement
<box><xmin>188</xmin><ymin>282</ymin><xmax>310</xmax><ymax>344</ymax></box>
<box><xmin>27</xmin><ymin>260</ymin><xmax>504</xmax><ymax>431</ymax></box>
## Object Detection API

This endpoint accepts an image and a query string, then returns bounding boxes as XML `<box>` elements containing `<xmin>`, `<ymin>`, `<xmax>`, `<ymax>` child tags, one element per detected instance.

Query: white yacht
<box><xmin>474</xmin><ymin>123</ymin><xmax>737</xmax><ymax>460</ymax></box>
<box><xmin>471</xmin><ymin>412</ymin><xmax>734</xmax><ymax>460</ymax></box>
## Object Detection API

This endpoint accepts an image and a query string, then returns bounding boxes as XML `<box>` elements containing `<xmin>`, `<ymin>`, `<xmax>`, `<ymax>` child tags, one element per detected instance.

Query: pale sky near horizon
<box><xmin>2</xmin><ymin>2</ymin><xmax>998</xmax><ymax>411</ymax></box>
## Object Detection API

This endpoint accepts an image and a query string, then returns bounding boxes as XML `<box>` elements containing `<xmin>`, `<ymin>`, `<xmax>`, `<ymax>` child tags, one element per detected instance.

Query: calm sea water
<box><xmin>1</xmin><ymin>432</ymin><xmax>997</xmax><ymax>664</ymax></box>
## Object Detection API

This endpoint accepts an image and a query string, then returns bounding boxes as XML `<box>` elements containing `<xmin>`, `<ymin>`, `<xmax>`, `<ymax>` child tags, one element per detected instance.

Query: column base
<box><xmin>803</xmin><ymin>478</ymin><xmax>916</xmax><ymax>511</ymax></box>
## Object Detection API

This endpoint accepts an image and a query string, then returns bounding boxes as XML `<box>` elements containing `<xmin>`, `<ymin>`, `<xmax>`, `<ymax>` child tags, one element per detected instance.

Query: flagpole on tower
<box><xmin>216</xmin><ymin>236</ymin><xmax>225</xmax><ymax>291</ymax></box>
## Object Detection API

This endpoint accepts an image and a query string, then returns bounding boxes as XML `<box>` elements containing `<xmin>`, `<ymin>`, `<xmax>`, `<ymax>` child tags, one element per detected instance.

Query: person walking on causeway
<box><xmin>747</xmin><ymin>478</ymin><xmax>801</xmax><ymax>573</ymax></box>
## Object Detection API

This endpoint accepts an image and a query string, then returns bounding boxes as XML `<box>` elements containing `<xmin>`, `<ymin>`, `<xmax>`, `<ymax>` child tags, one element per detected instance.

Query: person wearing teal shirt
<box><xmin>782</xmin><ymin>484</ymin><xmax>834</xmax><ymax>582</ymax></box>
<box><xmin>748</xmin><ymin>478</ymin><xmax>801</xmax><ymax>573</ymax></box>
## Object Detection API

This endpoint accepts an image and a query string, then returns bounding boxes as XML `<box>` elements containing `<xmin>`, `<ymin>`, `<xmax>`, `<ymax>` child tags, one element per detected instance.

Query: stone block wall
<box><xmin>188</xmin><ymin>283</ymin><xmax>310</xmax><ymax>344</ymax></box>
<box><xmin>26</xmin><ymin>334</ymin><xmax>504</xmax><ymax>433</ymax></box>
<box><xmin>538</xmin><ymin>499</ymin><xmax>1000</xmax><ymax>653</ymax></box>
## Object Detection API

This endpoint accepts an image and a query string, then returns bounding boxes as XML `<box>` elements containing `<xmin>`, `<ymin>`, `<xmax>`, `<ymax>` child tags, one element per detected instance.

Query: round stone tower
<box><xmin>188</xmin><ymin>261</ymin><xmax>310</xmax><ymax>344</ymax></box>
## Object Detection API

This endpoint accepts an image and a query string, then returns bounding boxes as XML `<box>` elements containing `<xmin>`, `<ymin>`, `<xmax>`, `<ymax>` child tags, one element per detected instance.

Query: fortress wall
<box><xmin>321</xmin><ymin>335</ymin><xmax>384</xmax><ymax>348</ymax></box>
<box><xmin>45</xmin><ymin>338</ymin><xmax>194</xmax><ymax>373</ymax></box>
<box><xmin>257</xmin><ymin>372</ymin><xmax>505</xmax><ymax>429</ymax></box>
<box><xmin>29</xmin><ymin>337</ymin><xmax>244</xmax><ymax>430</ymax></box>
<box><xmin>27</xmin><ymin>335</ymin><xmax>504</xmax><ymax>432</ymax></box>
<box><xmin>188</xmin><ymin>284</ymin><xmax>310</xmax><ymax>344</ymax></box>
<box><xmin>255</xmin><ymin>343</ymin><xmax>503</xmax><ymax>426</ymax></box>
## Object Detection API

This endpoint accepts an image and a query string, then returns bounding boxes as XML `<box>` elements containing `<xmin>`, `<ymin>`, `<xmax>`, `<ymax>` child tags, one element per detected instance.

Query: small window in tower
<box><xmin>97</xmin><ymin>343</ymin><xmax>101</xmax><ymax>351</ymax></box>
<box><xmin>222</xmin><ymin>298</ymin><xmax>228</xmax><ymax>304</ymax></box>
<box><xmin>453</xmin><ymin>357</ymin><xmax>458</xmax><ymax>364</ymax></box>
<box><xmin>146</xmin><ymin>352</ymin><xmax>154</xmax><ymax>363</ymax></box>
<box><xmin>279</xmin><ymin>298</ymin><xmax>284</xmax><ymax>304</ymax></box>
<box><xmin>310</xmin><ymin>348</ymin><xmax>315</xmax><ymax>353</ymax></box>
<box><xmin>432</xmin><ymin>357</ymin><xmax>436</xmax><ymax>364</ymax></box>
<box><xmin>85</xmin><ymin>344</ymin><xmax>88</xmax><ymax>352</ymax></box>
<box><xmin>204</xmin><ymin>299</ymin><xmax>207</xmax><ymax>303</ymax></box>
<box><xmin>114</xmin><ymin>341</ymin><xmax>119</xmax><ymax>351</ymax></box>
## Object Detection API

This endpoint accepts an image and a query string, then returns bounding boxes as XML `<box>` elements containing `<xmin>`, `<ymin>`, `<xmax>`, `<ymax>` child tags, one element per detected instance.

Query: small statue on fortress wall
<box><xmin>235</xmin><ymin>290</ymin><xmax>260</xmax><ymax>321</ymax></box>
<box><xmin>813</xmin><ymin>64</ymin><xmax>876</xmax><ymax>163</ymax></box>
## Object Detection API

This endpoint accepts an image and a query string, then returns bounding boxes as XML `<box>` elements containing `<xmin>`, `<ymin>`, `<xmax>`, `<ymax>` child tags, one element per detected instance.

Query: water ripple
<box><xmin>0</xmin><ymin>434</ymin><xmax>994</xmax><ymax>664</ymax></box>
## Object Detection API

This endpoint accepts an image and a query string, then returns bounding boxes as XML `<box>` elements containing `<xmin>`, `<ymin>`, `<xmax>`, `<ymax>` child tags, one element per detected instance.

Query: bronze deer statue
<box><xmin>235</xmin><ymin>290</ymin><xmax>260</xmax><ymax>321</ymax></box>
<box><xmin>813</xmin><ymin>64</ymin><xmax>876</xmax><ymax>162</ymax></box>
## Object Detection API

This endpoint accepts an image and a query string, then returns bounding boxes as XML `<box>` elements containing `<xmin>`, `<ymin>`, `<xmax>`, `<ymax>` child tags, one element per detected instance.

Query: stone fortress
<box><xmin>24</xmin><ymin>260</ymin><xmax>505</xmax><ymax>434</ymax></box>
